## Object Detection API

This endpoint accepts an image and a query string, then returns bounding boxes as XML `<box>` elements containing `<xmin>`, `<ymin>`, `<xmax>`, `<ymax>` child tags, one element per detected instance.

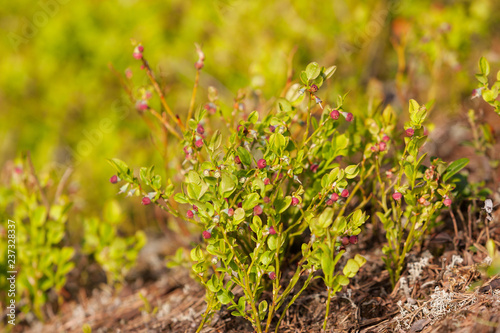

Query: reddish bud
<box><xmin>418</xmin><ymin>197</ymin><xmax>426</xmax><ymax>205</ymax></box>
<box><xmin>195</xmin><ymin>139</ymin><xmax>203</xmax><ymax>148</ymax></box>
<box><xmin>405</xmin><ymin>128</ymin><xmax>415</xmax><ymax>137</ymax></box>
<box><xmin>349</xmin><ymin>235</ymin><xmax>358</xmax><ymax>245</ymax></box>
<box><xmin>345</xmin><ymin>113</ymin><xmax>354</xmax><ymax>122</ymax></box>
<box><xmin>382</xmin><ymin>135</ymin><xmax>390</xmax><ymax>142</ymax></box>
<box><xmin>341</xmin><ymin>236</ymin><xmax>350</xmax><ymax>246</ymax></box>
<box><xmin>330</xmin><ymin>109</ymin><xmax>340</xmax><ymax>120</ymax></box>
<box><xmin>264</xmin><ymin>178</ymin><xmax>271</xmax><ymax>185</ymax></box>
<box><xmin>269</xmin><ymin>125</ymin><xmax>276</xmax><ymax>132</ymax></box>
<box><xmin>269</xmin><ymin>226</ymin><xmax>276</xmax><ymax>235</ymax></box>
<box><xmin>393</xmin><ymin>192</ymin><xmax>402</xmax><ymax>201</ymax></box>
<box><xmin>237</xmin><ymin>202</ymin><xmax>242</xmax><ymax>208</ymax></box>
<box><xmin>331</xmin><ymin>193</ymin><xmax>339</xmax><ymax>202</ymax></box>
<box><xmin>310</xmin><ymin>84</ymin><xmax>318</xmax><ymax>92</ymax></box>
<box><xmin>257</xmin><ymin>159</ymin><xmax>267</xmax><ymax>169</ymax></box>
<box><xmin>379</xmin><ymin>142</ymin><xmax>387</xmax><ymax>152</ymax></box>
<box><xmin>268</xmin><ymin>271</ymin><xmax>276</xmax><ymax>280</ymax></box>
<box><xmin>341</xmin><ymin>189</ymin><xmax>349</xmax><ymax>198</ymax></box>
<box><xmin>142</xmin><ymin>197</ymin><xmax>151</xmax><ymax>205</ymax></box>
<box><xmin>326</xmin><ymin>199</ymin><xmax>334</xmax><ymax>206</ymax></box>
<box><xmin>202</xmin><ymin>230</ymin><xmax>212</xmax><ymax>239</ymax></box>
<box><xmin>235</xmin><ymin>156</ymin><xmax>241</xmax><ymax>164</ymax></box>
<box><xmin>110</xmin><ymin>175</ymin><xmax>118</xmax><ymax>184</ymax></box>
<box><xmin>310</xmin><ymin>164</ymin><xmax>319</xmax><ymax>173</ymax></box>
<box><xmin>291</xmin><ymin>196</ymin><xmax>300</xmax><ymax>206</ymax></box>
<box><xmin>371</xmin><ymin>145</ymin><xmax>379</xmax><ymax>152</ymax></box>
<box><xmin>197</xmin><ymin>124</ymin><xmax>205</xmax><ymax>134</ymax></box>
<box><xmin>187</xmin><ymin>210</ymin><xmax>194</xmax><ymax>218</ymax></box>
<box><xmin>228</xmin><ymin>208</ymin><xmax>234</xmax><ymax>217</ymax></box>
<box><xmin>137</xmin><ymin>45</ymin><xmax>144</xmax><ymax>52</ymax></box>
<box><xmin>254</xmin><ymin>205</ymin><xmax>263</xmax><ymax>215</ymax></box>
<box><xmin>133</xmin><ymin>52</ymin><xmax>143</xmax><ymax>60</ymax></box>
<box><xmin>136</xmin><ymin>100</ymin><xmax>148</xmax><ymax>111</ymax></box>
<box><xmin>424</xmin><ymin>127</ymin><xmax>429</xmax><ymax>136</ymax></box>
<box><xmin>192</xmin><ymin>205</ymin><xmax>198</xmax><ymax>212</ymax></box>
<box><xmin>264</xmin><ymin>196</ymin><xmax>270</xmax><ymax>203</ymax></box>
<box><xmin>443</xmin><ymin>198</ymin><xmax>452</xmax><ymax>207</ymax></box>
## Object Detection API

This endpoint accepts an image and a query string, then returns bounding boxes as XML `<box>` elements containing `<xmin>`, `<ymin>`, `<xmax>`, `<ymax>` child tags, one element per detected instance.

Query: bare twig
<box><xmin>54</xmin><ymin>167</ymin><xmax>73</xmax><ymax>204</ymax></box>
<box><xmin>27</xmin><ymin>152</ymin><xmax>50</xmax><ymax>212</ymax></box>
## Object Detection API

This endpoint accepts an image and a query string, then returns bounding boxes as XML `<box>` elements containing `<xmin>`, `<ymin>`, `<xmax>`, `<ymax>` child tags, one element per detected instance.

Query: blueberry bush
<box><xmin>108</xmin><ymin>43</ymin><xmax>474</xmax><ymax>331</ymax></box>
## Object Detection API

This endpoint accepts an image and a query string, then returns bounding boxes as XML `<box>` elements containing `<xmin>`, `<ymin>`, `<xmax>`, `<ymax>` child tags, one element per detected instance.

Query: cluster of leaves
<box><xmin>110</xmin><ymin>61</ymin><xmax>371</xmax><ymax>332</ymax></box>
<box><xmin>82</xmin><ymin>200</ymin><xmax>146</xmax><ymax>284</ymax></box>
<box><xmin>475</xmin><ymin>57</ymin><xmax>500</xmax><ymax>115</ymax></box>
<box><xmin>0</xmin><ymin>156</ymin><xmax>147</xmax><ymax>321</ymax></box>
<box><xmin>373</xmin><ymin>100</ymin><xmax>469</xmax><ymax>287</ymax></box>
<box><xmin>0</xmin><ymin>156</ymin><xmax>74</xmax><ymax>319</ymax></box>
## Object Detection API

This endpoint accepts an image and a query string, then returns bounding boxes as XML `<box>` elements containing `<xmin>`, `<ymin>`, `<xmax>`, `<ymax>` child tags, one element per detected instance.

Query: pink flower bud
<box><xmin>187</xmin><ymin>210</ymin><xmax>194</xmax><ymax>218</ymax></box>
<box><xmin>268</xmin><ymin>271</ymin><xmax>276</xmax><ymax>280</ymax></box>
<box><xmin>269</xmin><ymin>226</ymin><xmax>276</xmax><ymax>235</ymax></box>
<box><xmin>195</xmin><ymin>139</ymin><xmax>203</xmax><ymax>148</ymax></box>
<box><xmin>235</xmin><ymin>156</ymin><xmax>241</xmax><ymax>164</ymax></box>
<box><xmin>341</xmin><ymin>189</ymin><xmax>349</xmax><ymax>198</ymax></box>
<box><xmin>382</xmin><ymin>135</ymin><xmax>390</xmax><ymax>142</ymax></box>
<box><xmin>197</xmin><ymin>124</ymin><xmax>205</xmax><ymax>135</ymax></box>
<box><xmin>264</xmin><ymin>178</ymin><xmax>271</xmax><ymax>185</ymax></box>
<box><xmin>142</xmin><ymin>197</ymin><xmax>151</xmax><ymax>205</ymax></box>
<box><xmin>405</xmin><ymin>128</ymin><xmax>415</xmax><ymax>137</ymax></box>
<box><xmin>291</xmin><ymin>196</ymin><xmax>300</xmax><ymax>206</ymax></box>
<box><xmin>310</xmin><ymin>164</ymin><xmax>319</xmax><ymax>173</ymax></box>
<box><xmin>202</xmin><ymin>230</ymin><xmax>211</xmax><ymax>239</ymax></box>
<box><xmin>443</xmin><ymin>198</ymin><xmax>452</xmax><ymax>207</ymax></box>
<box><xmin>326</xmin><ymin>199</ymin><xmax>334</xmax><ymax>206</ymax></box>
<box><xmin>393</xmin><ymin>192</ymin><xmax>402</xmax><ymax>201</ymax></box>
<box><xmin>110</xmin><ymin>175</ymin><xmax>118</xmax><ymax>184</ymax></box>
<box><xmin>341</xmin><ymin>236</ymin><xmax>350</xmax><ymax>246</ymax></box>
<box><xmin>331</xmin><ymin>193</ymin><xmax>339</xmax><ymax>202</ymax></box>
<box><xmin>257</xmin><ymin>159</ymin><xmax>267</xmax><ymax>169</ymax></box>
<box><xmin>345</xmin><ymin>113</ymin><xmax>354</xmax><ymax>122</ymax></box>
<box><xmin>379</xmin><ymin>142</ymin><xmax>387</xmax><ymax>152</ymax></box>
<box><xmin>254</xmin><ymin>205</ymin><xmax>263</xmax><ymax>215</ymax></box>
<box><xmin>330</xmin><ymin>110</ymin><xmax>340</xmax><ymax>120</ymax></box>
<box><xmin>227</xmin><ymin>208</ymin><xmax>234</xmax><ymax>217</ymax></box>
<box><xmin>349</xmin><ymin>235</ymin><xmax>358</xmax><ymax>245</ymax></box>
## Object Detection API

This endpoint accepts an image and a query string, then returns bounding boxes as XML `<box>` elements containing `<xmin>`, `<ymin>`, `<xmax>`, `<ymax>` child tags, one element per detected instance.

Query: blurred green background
<box><xmin>1</xmin><ymin>0</ymin><xmax>499</xmax><ymax>231</ymax></box>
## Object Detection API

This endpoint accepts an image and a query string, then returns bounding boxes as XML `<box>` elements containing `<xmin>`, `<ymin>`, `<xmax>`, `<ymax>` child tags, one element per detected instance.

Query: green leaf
<box><xmin>408</xmin><ymin>99</ymin><xmax>420</xmax><ymax>115</ymax></box>
<box><xmin>324</xmin><ymin>65</ymin><xmax>337</xmax><ymax>79</ymax></box>
<box><xmin>275</xmin><ymin>196</ymin><xmax>292</xmax><ymax>213</ymax></box>
<box><xmin>248</xmin><ymin>111</ymin><xmax>259</xmax><ymax>124</ymax></box>
<box><xmin>336</xmin><ymin>275</ymin><xmax>350</xmax><ymax>286</ymax></box>
<box><xmin>187</xmin><ymin>171</ymin><xmax>201</xmax><ymax>185</ymax></box>
<box><xmin>321</xmin><ymin>247</ymin><xmax>334</xmax><ymax>277</ymax></box>
<box><xmin>209</xmin><ymin>130</ymin><xmax>222</xmax><ymax>152</ymax></box>
<box><xmin>479</xmin><ymin>56</ymin><xmax>490</xmax><ymax>76</ymax></box>
<box><xmin>269</xmin><ymin>133</ymin><xmax>286</xmax><ymax>153</ymax></box>
<box><xmin>345</xmin><ymin>164</ymin><xmax>359</xmax><ymax>179</ymax></box>
<box><xmin>242</xmin><ymin>193</ymin><xmax>260</xmax><ymax>210</ymax></box>
<box><xmin>220</xmin><ymin>172</ymin><xmax>236</xmax><ymax>197</ymax></box>
<box><xmin>305</xmin><ymin>62</ymin><xmax>321</xmax><ymax>80</ymax></box>
<box><xmin>174</xmin><ymin>193</ymin><xmax>188</xmax><ymax>204</ymax></box>
<box><xmin>353</xmin><ymin>254</ymin><xmax>366</xmax><ymax>267</ymax></box>
<box><xmin>317</xmin><ymin>207</ymin><xmax>334</xmax><ymax>228</ymax></box>
<box><xmin>234</xmin><ymin>208</ymin><xmax>245</xmax><ymax>221</ymax></box>
<box><xmin>443</xmin><ymin>158</ymin><xmax>469</xmax><ymax>183</ymax></box>
<box><xmin>343</xmin><ymin>259</ymin><xmax>360</xmax><ymax>278</ymax></box>
<box><xmin>236</xmin><ymin>146</ymin><xmax>252</xmax><ymax>166</ymax></box>
<box><xmin>31</xmin><ymin>206</ymin><xmax>47</xmax><ymax>227</ymax></box>
<box><xmin>217</xmin><ymin>290</ymin><xmax>234</xmax><ymax>305</ymax></box>
<box><xmin>300</xmin><ymin>71</ymin><xmax>308</xmax><ymax>84</ymax></box>
<box><xmin>277</xmin><ymin>99</ymin><xmax>292</xmax><ymax>113</ymax></box>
